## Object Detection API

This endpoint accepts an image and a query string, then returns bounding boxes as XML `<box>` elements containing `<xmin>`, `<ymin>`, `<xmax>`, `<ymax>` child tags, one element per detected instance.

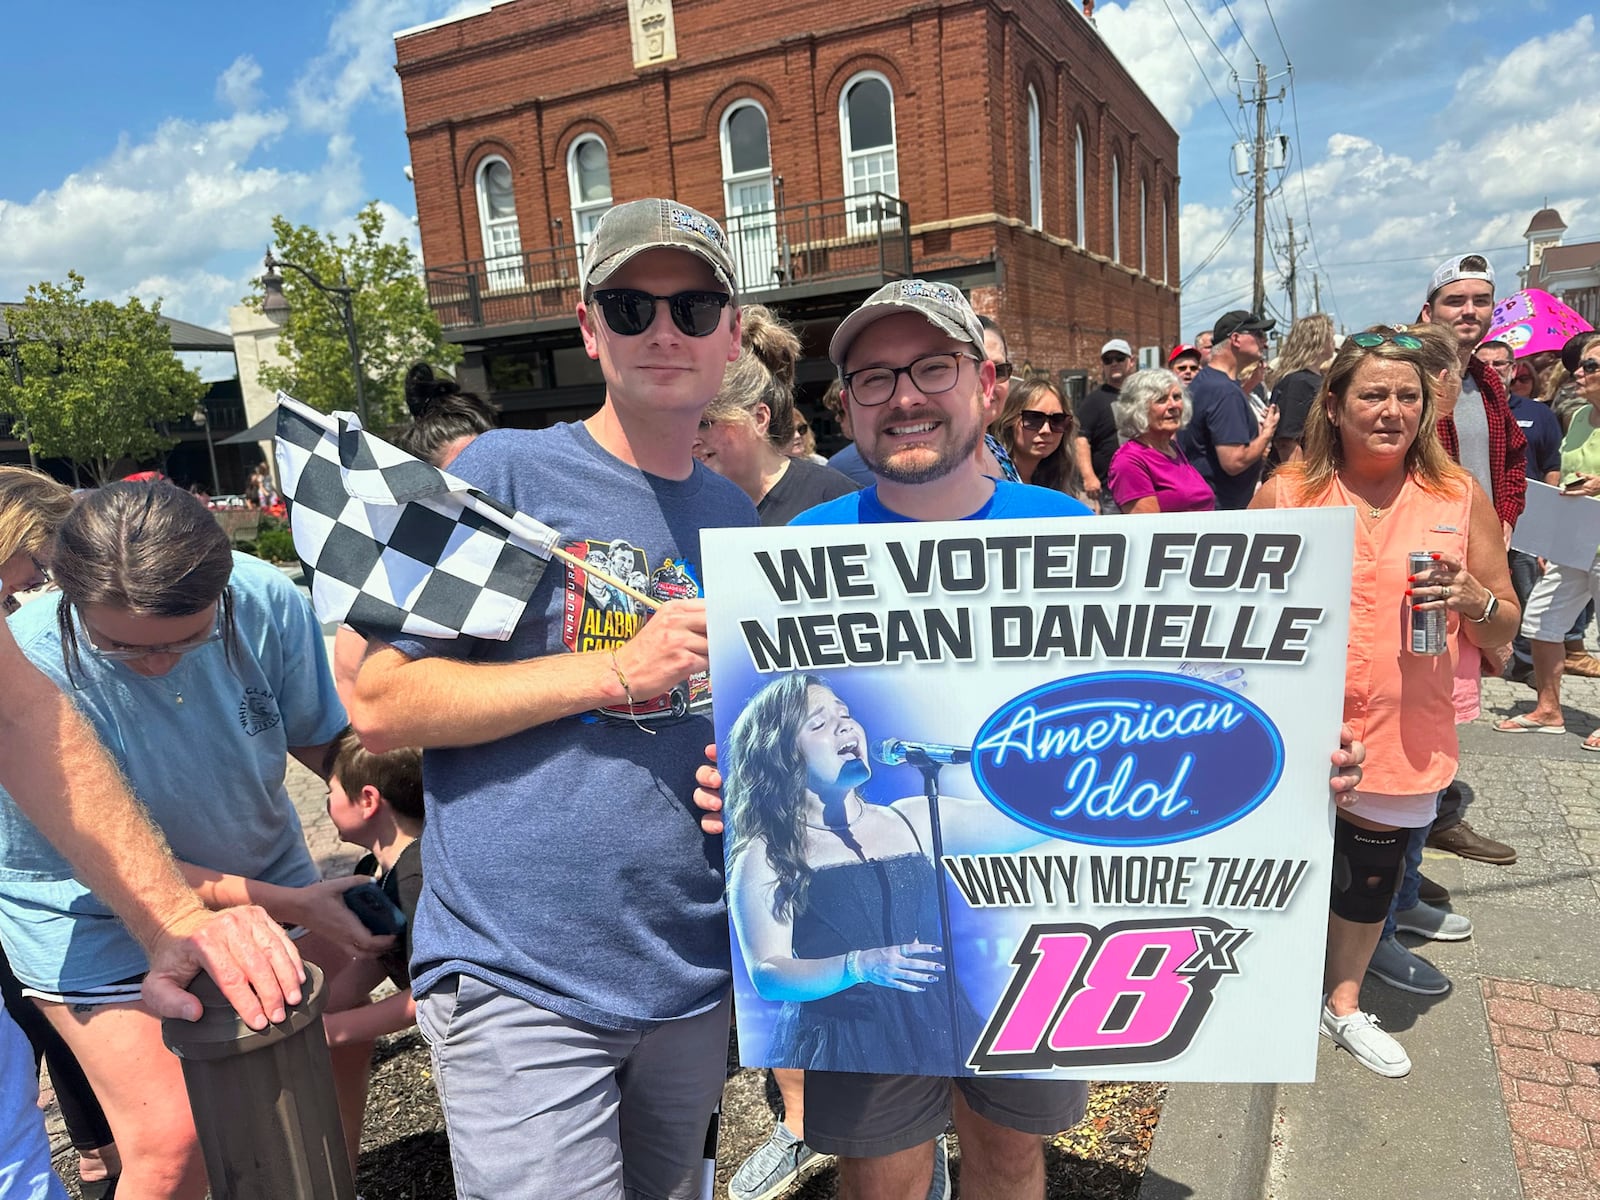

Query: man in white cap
<box><xmin>1073</xmin><ymin>337</ymin><xmax>1133</xmax><ymax>510</ymax></box>
<box><xmin>354</xmin><ymin>198</ymin><xmax>759</xmax><ymax>1198</ymax></box>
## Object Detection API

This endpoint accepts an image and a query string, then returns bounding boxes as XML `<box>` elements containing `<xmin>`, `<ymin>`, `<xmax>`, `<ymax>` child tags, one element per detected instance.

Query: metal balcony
<box><xmin>426</xmin><ymin>192</ymin><xmax>912</xmax><ymax>333</ymax></box>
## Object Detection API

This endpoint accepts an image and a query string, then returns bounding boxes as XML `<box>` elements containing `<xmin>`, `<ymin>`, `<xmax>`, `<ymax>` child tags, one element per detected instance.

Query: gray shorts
<box><xmin>802</xmin><ymin>1070</ymin><xmax>1090</xmax><ymax>1158</ymax></box>
<box><xmin>417</xmin><ymin>974</ymin><xmax>730</xmax><ymax>1200</ymax></box>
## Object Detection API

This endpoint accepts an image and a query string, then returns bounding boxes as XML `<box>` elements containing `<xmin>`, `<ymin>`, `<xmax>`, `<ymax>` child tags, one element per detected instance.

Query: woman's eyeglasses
<box><xmin>81</xmin><ymin>612</ymin><xmax>224</xmax><ymax>662</ymax></box>
<box><xmin>1350</xmin><ymin>332</ymin><xmax>1424</xmax><ymax>350</ymax></box>
<box><xmin>1577</xmin><ymin>359</ymin><xmax>1600</xmax><ymax>376</ymax></box>
<box><xmin>794</xmin><ymin>423</ymin><xmax>810</xmax><ymax>436</ymax></box>
<box><xmin>589</xmin><ymin>289</ymin><xmax>731</xmax><ymax>337</ymax></box>
<box><xmin>1018</xmin><ymin>410</ymin><xmax>1068</xmax><ymax>433</ymax></box>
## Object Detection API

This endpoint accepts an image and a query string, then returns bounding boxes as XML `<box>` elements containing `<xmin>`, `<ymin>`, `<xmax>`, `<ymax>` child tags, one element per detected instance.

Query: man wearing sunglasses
<box><xmin>354</xmin><ymin>199</ymin><xmax>760</xmax><ymax>1199</ymax></box>
<box><xmin>1073</xmin><ymin>337</ymin><xmax>1133</xmax><ymax>511</ymax></box>
<box><xmin>1176</xmin><ymin>310</ymin><xmax>1279</xmax><ymax>510</ymax></box>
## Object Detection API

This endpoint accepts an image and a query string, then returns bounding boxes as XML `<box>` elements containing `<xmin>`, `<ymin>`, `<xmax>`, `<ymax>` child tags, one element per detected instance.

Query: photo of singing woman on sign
<box><xmin>724</xmin><ymin>672</ymin><xmax>1044</xmax><ymax>1076</ymax></box>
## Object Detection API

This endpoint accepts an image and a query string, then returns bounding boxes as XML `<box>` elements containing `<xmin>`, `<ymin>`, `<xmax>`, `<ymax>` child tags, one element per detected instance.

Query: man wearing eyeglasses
<box><xmin>1176</xmin><ymin>310</ymin><xmax>1280</xmax><ymax>509</ymax></box>
<box><xmin>1073</xmin><ymin>338</ymin><xmax>1133</xmax><ymax>511</ymax></box>
<box><xmin>353</xmin><ymin>199</ymin><xmax>759</xmax><ymax>1199</ymax></box>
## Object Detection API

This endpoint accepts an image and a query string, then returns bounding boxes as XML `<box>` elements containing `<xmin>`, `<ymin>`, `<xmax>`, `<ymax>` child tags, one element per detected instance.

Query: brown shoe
<box><xmin>1426</xmin><ymin>820</ymin><xmax>1517</xmax><ymax>865</ymax></box>
<box><xmin>1563</xmin><ymin>642</ymin><xmax>1600</xmax><ymax>677</ymax></box>
<box><xmin>1417</xmin><ymin>874</ymin><xmax>1451</xmax><ymax>904</ymax></box>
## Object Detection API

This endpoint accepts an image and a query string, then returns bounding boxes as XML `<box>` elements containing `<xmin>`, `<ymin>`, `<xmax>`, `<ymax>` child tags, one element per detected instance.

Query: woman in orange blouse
<box><xmin>1251</xmin><ymin>328</ymin><xmax>1518</xmax><ymax>1078</ymax></box>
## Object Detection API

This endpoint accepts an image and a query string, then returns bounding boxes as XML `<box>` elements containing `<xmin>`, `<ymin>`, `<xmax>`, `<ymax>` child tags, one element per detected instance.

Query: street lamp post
<box><xmin>192</xmin><ymin>401</ymin><xmax>220</xmax><ymax>495</ymax></box>
<box><xmin>261</xmin><ymin>251</ymin><xmax>369</xmax><ymax>425</ymax></box>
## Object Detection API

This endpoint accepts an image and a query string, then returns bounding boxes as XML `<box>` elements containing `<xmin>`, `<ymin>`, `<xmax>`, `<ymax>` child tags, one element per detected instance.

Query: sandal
<box><xmin>1495</xmin><ymin>714</ymin><xmax>1566</xmax><ymax>734</ymax></box>
<box><xmin>1583</xmin><ymin>734</ymin><xmax>1600</xmax><ymax>753</ymax></box>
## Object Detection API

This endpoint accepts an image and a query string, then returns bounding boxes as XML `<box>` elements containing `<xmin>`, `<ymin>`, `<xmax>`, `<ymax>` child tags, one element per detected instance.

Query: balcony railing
<box><xmin>426</xmin><ymin>192</ymin><xmax>912</xmax><ymax>332</ymax></box>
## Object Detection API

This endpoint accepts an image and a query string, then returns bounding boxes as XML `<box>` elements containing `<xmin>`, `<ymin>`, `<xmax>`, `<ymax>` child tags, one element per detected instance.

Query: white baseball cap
<box><xmin>1101</xmin><ymin>338</ymin><xmax>1133</xmax><ymax>357</ymax></box>
<box><xmin>1428</xmin><ymin>254</ymin><xmax>1495</xmax><ymax>301</ymax></box>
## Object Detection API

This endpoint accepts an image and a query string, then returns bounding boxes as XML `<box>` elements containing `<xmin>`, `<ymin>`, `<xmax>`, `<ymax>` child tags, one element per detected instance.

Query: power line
<box><xmin>1182</xmin><ymin>206</ymin><xmax>1250</xmax><ymax>289</ymax></box>
<box><xmin>1158</xmin><ymin>0</ymin><xmax>1247</xmax><ymax>139</ymax></box>
<box><xmin>1218</xmin><ymin>0</ymin><xmax>1258</xmax><ymax>62</ymax></box>
<box><xmin>1260</xmin><ymin>0</ymin><xmax>1290</xmax><ymax>61</ymax></box>
<box><xmin>1281</xmin><ymin>60</ymin><xmax>1342</xmax><ymax>326</ymax></box>
<box><xmin>1180</xmin><ymin>0</ymin><xmax>1241</xmax><ymax>80</ymax></box>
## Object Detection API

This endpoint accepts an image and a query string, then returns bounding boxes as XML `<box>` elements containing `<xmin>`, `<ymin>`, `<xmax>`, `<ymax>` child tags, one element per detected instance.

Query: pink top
<box><xmin>1277</xmin><ymin>469</ymin><xmax>1472</xmax><ymax>795</ymax></box>
<box><xmin>1107</xmin><ymin>439</ymin><xmax>1217</xmax><ymax>513</ymax></box>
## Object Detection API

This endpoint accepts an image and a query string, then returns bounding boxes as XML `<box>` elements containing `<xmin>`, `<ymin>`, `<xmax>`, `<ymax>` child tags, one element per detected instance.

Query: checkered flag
<box><xmin>273</xmin><ymin>393</ymin><xmax>559</xmax><ymax>640</ymax></box>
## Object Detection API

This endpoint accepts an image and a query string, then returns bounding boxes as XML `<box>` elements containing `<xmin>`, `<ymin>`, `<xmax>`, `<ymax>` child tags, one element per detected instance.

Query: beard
<box><xmin>862</xmin><ymin>419</ymin><xmax>986</xmax><ymax>485</ymax></box>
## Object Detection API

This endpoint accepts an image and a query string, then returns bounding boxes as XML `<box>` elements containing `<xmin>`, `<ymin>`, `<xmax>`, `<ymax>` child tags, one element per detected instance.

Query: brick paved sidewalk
<box><xmin>1486</xmin><ymin>978</ymin><xmax>1600</xmax><ymax>1199</ymax></box>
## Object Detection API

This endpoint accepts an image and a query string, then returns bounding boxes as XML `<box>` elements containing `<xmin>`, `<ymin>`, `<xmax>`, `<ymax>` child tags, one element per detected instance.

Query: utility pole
<box><xmin>1251</xmin><ymin>60</ymin><xmax>1269</xmax><ymax>317</ymax></box>
<box><xmin>1286</xmin><ymin>216</ymin><xmax>1298</xmax><ymax>324</ymax></box>
<box><xmin>1313</xmin><ymin>274</ymin><xmax>1322</xmax><ymax>314</ymax></box>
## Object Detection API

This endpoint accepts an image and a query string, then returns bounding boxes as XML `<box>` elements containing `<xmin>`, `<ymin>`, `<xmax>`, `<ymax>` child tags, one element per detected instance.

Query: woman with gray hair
<box><xmin>1106</xmin><ymin>368</ymin><xmax>1216</xmax><ymax>513</ymax></box>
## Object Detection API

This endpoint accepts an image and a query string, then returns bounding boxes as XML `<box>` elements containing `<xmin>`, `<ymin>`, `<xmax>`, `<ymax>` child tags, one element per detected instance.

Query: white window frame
<box><xmin>839</xmin><ymin>70</ymin><xmax>901</xmax><ymax>235</ymax></box>
<box><xmin>1074</xmin><ymin>125</ymin><xmax>1086</xmax><ymax>246</ymax></box>
<box><xmin>1111</xmin><ymin>154</ymin><xmax>1122</xmax><ymax>264</ymax></box>
<box><xmin>1139</xmin><ymin>176</ymin><xmax>1148</xmax><ymax>275</ymax></box>
<box><xmin>567</xmin><ymin>135</ymin><xmax>613</xmax><ymax>270</ymax></box>
<box><xmin>475</xmin><ymin>155</ymin><xmax>524</xmax><ymax>291</ymax></box>
<box><xmin>720</xmin><ymin>100</ymin><xmax>778</xmax><ymax>291</ymax></box>
<box><xmin>1027</xmin><ymin>86</ymin><xmax>1042</xmax><ymax>230</ymax></box>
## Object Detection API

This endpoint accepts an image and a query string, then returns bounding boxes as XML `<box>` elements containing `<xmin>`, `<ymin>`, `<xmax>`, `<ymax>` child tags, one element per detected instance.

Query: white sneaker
<box><xmin>1393</xmin><ymin>899</ymin><xmax>1473</xmax><ymax>942</ymax></box>
<box><xmin>1320</xmin><ymin>1004</ymin><xmax>1411</xmax><ymax>1077</ymax></box>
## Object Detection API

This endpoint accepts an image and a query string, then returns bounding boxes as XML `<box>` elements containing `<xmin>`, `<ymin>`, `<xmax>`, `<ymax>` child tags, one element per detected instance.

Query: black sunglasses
<box><xmin>1578</xmin><ymin>359</ymin><xmax>1600</xmax><ymax>376</ymax></box>
<box><xmin>1101</xmin><ymin>353</ymin><xmax>1130</xmax><ymax>365</ymax></box>
<box><xmin>1018</xmin><ymin>409</ymin><xmax>1068</xmax><ymax>433</ymax></box>
<box><xmin>993</xmin><ymin>361</ymin><xmax>1015</xmax><ymax>381</ymax></box>
<box><xmin>590</xmin><ymin>288</ymin><xmax>731</xmax><ymax>337</ymax></box>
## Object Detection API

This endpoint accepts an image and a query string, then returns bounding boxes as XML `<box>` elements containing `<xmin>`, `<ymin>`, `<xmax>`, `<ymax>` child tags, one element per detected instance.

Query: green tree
<box><xmin>254</xmin><ymin>203</ymin><xmax>461</xmax><ymax>428</ymax></box>
<box><xmin>0</xmin><ymin>273</ymin><xmax>207</xmax><ymax>484</ymax></box>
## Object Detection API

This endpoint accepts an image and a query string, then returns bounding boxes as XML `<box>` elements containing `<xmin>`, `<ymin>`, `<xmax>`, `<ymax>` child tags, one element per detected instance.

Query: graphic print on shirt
<box><xmin>238</xmin><ymin>686</ymin><xmax>283</xmax><ymax>736</ymax></box>
<box><xmin>560</xmin><ymin>538</ymin><xmax>711</xmax><ymax>722</ymax></box>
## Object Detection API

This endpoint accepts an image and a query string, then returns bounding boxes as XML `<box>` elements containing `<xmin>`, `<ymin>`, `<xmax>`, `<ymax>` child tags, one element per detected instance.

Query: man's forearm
<box><xmin>0</xmin><ymin>653</ymin><xmax>203</xmax><ymax>951</ymax></box>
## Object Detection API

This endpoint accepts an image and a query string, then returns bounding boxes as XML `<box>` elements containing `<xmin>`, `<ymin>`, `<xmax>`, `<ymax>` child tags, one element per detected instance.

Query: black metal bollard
<box><xmin>161</xmin><ymin>961</ymin><xmax>355</xmax><ymax>1200</ymax></box>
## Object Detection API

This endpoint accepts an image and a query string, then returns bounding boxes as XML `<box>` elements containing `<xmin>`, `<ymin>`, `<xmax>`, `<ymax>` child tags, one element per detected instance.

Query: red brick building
<box><xmin>395</xmin><ymin>0</ymin><xmax>1181</xmax><ymax>432</ymax></box>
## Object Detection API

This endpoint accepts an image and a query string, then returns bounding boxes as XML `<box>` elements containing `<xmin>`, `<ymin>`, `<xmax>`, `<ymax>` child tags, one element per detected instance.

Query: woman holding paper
<box><xmin>1251</xmin><ymin>328</ymin><xmax>1518</xmax><ymax>1079</ymax></box>
<box><xmin>1497</xmin><ymin>331</ymin><xmax>1600</xmax><ymax>746</ymax></box>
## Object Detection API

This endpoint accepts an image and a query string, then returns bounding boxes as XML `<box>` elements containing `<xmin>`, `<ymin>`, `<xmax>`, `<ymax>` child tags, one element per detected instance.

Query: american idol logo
<box><xmin>972</xmin><ymin>671</ymin><xmax>1283</xmax><ymax>847</ymax></box>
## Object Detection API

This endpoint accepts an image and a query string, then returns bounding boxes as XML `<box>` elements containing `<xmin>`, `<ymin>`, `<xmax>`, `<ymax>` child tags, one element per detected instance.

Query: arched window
<box><xmin>840</xmin><ymin>72</ymin><xmax>900</xmax><ymax>234</ymax></box>
<box><xmin>1162</xmin><ymin>193</ymin><xmax>1170</xmax><ymax>283</ymax></box>
<box><xmin>475</xmin><ymin>156</ymin><xmax>524</xmax><ymax>291</ymax></box>
<box><xmin>1026</xmin><ymin>87</ymin><xmax>1042</xmax><ymax>230</ymax></box>
<box><xmin>568</xmin><ymin>135</ymin><xmax>613</xmax><ymax>269</ymax></box>
<box><xmin>1139</xmin><ymin>176</ymin><xmax>1148</xmax><ymax>275</ymax></box>
<box><xmin>1111</xmin><ymin>154</ymin><xmax>1122</xmax><ymax>264</ymax></box>
<box><xmin>721</xmin><ymin>101</ymin><xmax>777</xmax><ymax>290</ymax></box>
<box><xmin>1074</xmin><ymin>125</ymin><xmax>1086</xmax><ymax>246</ymax></box>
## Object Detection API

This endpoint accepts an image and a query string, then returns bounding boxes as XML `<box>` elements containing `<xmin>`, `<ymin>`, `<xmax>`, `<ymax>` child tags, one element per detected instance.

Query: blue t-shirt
<box><xmin>1177</xmin><ymin>365</ymin><xmax>1261</xmax><ymax>510</ymax></box>
<box><xmin>1508</xmin><ymin>392</ymin><xmax>1562</xmax><ymax>481</ymax></box>
<box><xmin>0</xmin><ymin>1011</ymin><xmax>62</xmax><ymax>1198</ymax></box>
<box><xmin>0</xmin><ymin>554</ymin><xmax>344</xmax><ymax>991</ymax></box>
<box><xmin>828</xmin><ymin>436</ymin><xmax>1020</xmax><ymax>487</ymax></box>
<box><xmin>790</xmin><ymin>479</ymin><xmax>1093</xmax><ymax>525</ymax></box>
<box><xmin>387</xmin><ymin>422</ymin><xmax>759</xmax><ymax>1031</ymax></box>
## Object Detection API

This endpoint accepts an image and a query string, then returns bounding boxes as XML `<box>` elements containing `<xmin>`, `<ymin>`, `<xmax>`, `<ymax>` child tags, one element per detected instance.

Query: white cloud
<box><xmin>292</xmin><ymin>0</ymin><xmax>436</xmax><ymax>132</ymax></box>
<box><xmin>1096</xmin><ymin>0</ymin><xmax>1242</xmax><ymax>133</ymax></box>
<box><xmin>216</xmin><ymin>54</ymin><xmax>264</xmax><ymax>111</ymax></box>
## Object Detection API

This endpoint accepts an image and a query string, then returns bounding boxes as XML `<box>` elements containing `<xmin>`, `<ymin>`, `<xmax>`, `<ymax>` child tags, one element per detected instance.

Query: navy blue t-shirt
<box><xmin>790</xmin><ymin>479</ymin><xmax>1093</xmax><ymax>525</ymax></box>
<box><xmin>388</xmin><ymin>422</ymin><xmax>758</xmax><ymax>1030</ymax></box>
<box><xmin>1508</xmin><ymin>392</ymin><xmax>1562</xmax><ymax>481</ymax></box>
<box><xmin>1177</xmin><ymin>365</ymin><xmax>1261</xmax><ymax>510</ymax></box>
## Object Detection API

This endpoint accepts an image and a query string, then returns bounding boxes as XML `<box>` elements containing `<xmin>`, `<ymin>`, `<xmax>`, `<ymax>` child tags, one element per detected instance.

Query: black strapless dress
<box><xmin>768</xmin><ymin>852</ymin><xmax>980</xmax><ymax>1075</ymax></box>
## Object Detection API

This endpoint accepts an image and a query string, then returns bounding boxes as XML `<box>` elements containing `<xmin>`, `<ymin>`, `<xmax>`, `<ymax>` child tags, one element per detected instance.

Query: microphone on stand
<box><xmin>872</xmin><ymin>738</ymin><xmax>972</xmax><ymax>766</ymax></box>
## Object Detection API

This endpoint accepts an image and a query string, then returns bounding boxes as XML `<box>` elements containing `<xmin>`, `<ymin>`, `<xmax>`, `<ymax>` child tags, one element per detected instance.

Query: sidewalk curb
<box><xmin>1139</xmin><ymin>1082</ymin><xmax>1275</xmax><ymax>1199</ymax></box>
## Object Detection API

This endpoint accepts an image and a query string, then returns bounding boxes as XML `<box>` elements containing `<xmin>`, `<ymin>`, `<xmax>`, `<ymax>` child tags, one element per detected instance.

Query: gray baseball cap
<box><xmin>582</xmin><ymin>199</ymin><xmax>739</xmax><ymax>299</ymax></box>
<box><xmin>829</xmin><ymin>279</ymin><xmax>985</xmax><ymax>370</ymax></box>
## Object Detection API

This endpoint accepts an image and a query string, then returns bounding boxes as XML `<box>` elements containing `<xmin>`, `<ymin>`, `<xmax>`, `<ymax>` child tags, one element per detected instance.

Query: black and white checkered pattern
<box><xmin>273</xmin><ymin>393</ymin><xmax>555</xmax><ymax>640</ymax></box>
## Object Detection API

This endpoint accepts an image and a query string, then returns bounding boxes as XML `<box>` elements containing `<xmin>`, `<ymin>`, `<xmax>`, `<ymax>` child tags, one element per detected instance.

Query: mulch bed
<box><xmin>50</xmin><ymin>1029</ymin><xmax>1164</xmax><ymax>1198</ymax></box>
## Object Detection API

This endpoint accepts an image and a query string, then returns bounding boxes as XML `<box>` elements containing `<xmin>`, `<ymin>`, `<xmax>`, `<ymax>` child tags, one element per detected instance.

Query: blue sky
<box><xmin>3</xmin><ymin>0</ymin><xmax>1597</xmax><ymax>353</ymax></box>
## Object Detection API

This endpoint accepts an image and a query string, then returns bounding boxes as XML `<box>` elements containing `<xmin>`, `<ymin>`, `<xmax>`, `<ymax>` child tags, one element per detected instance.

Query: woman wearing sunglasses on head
<box><xmin>1250</xmin><ymin>328</ymin><xmax>1517</xmax><ymax>1078</ymax></box>
<box><xmin>988</xmin><ymin>376</ymin><xmax>1084</xmax><ymax>497</ymax></box>
<box><xmin>0</xmin><ymin>481</ymin><xmax>390</xmax><ymax>1196</ymax></box>
<box><xmin>693</xmin><ymin>305</ymin><xmax>860</xmax><ymax>527</ymax></box>
<box><xmin>1105</xmin><ymin>368</ymin><xmax>1216</xmax><ymax>514</ymax></box>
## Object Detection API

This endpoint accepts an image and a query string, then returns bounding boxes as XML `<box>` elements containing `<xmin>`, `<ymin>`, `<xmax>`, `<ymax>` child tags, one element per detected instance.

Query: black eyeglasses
<box><xmin>1018</xmin><ymin>410</ymin><xmax>1067</xmax><ymax>433</ymax></box>
<box><xmin>993</xmin><ymin>362</ymin><xmax>1015</xmax><ymax>381</ymax></box>
<box><xmin>589</xmin><ymin>289</ymin><xmax>731</xmax><ymax>338</ymax></box>
<box><xmin>794</xmin><ymin>422</ymin><xmax>810</xmax><ymax>435</ymax></box>
<box><xmin>1578</xmin><ymin>359</ymin><xmax>1600</xmax><ymax>376</ymax></box>
<box><xmin>1350</xmin><ymin>332</ymin><xmax>1423</xmax><ymax>350</ymax></box>
<box><xmin>1101</xmin><ymin>353</ymin><xmax>1130</xmax><ymax>365</ymax></box>
<box><xmin>842</xmin><ymin>352</ymin><xmax>981</xmax><ymax>407</ymax></box>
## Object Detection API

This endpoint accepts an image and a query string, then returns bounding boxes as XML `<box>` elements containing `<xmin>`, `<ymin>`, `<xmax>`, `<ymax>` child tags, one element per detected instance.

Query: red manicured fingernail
<box><xmin>1405</xmin><ymin>589</ymin><xmax>1414</xmax><ymax>596</ymax></box>
<box><xmin>1431</xmin><ymin>553</ymin><xmax>1441</xmax><ymax>559</ymax></box>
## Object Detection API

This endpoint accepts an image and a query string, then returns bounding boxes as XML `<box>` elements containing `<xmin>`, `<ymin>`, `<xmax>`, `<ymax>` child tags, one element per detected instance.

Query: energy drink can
<box><xmin>1408</xmin><ymin>550</ymin><xmax>1446</xmax><ymax>656</ymax></box>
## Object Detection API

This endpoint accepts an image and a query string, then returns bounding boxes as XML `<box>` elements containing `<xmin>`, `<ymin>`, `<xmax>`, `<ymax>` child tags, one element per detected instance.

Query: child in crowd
<box><xmin>321</xmin><ymin>729</ymin><xmax>425</xmax><ymax>1050</ymax></box>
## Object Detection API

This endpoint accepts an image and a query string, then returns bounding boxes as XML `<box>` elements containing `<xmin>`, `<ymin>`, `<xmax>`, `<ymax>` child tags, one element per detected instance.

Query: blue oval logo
<box><xmin>971</xmin><ymin>670</ymin><xmax>1283</xmax><ymax>847</ymax></box>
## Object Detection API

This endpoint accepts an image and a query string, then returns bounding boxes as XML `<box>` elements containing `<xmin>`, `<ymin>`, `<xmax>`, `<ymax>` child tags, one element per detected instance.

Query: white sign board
<box><xmin>1510</xmin><ymin>480</ymin><xmax>1600</xmax><ymax>569</ymax></box>
<box><xmin>703</xmin><ymin>509</ymin><xmax>1354</xmax><ymax>1082</ymax></box>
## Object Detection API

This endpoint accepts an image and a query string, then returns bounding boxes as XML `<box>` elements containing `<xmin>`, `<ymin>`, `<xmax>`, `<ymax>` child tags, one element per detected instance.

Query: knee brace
<box><xmin>1329</xmin><ymin>820</ymin><xmax>1405</xmax><ymax>924</ymax></box>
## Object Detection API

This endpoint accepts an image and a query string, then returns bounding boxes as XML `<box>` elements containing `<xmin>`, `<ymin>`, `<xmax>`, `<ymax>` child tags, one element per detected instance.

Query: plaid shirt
<box><xmin>1435</xmin><ymin>354</ymin><xmax>1527</xmax><ymax>528</ymax></box>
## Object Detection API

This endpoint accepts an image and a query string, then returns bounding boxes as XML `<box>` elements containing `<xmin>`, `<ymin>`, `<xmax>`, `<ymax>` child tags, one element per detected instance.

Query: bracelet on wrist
<box><xmin>1467</xmin><ymin>590</ymin><xmax>1499</xmax><ymax>624</ymax></box>
<box><xmin>844</xmin><ymin>950</ymin><xmax>861</xmax><ymax>986</ymax></box>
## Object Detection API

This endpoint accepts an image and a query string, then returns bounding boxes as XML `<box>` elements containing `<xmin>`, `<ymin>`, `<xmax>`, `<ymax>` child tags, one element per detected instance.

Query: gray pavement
<box><xmin>1144</xmin><ymin>664</ymin><xmax>1600</xmax><ymax>1200</ymax></box>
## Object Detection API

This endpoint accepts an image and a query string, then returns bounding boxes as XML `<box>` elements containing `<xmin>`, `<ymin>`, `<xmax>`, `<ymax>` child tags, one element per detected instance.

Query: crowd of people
<box><xmin>0</xmin><ymin>193</ymin><xmax>1587</xmax><ymax>1200</ymax></box>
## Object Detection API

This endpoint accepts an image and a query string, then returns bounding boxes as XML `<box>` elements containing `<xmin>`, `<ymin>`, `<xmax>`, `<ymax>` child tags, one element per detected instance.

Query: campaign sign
<box><xmin>701</xmin><ymin>509</ymin><xmax>1354</xmax><ymax>1082</ymax></box>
